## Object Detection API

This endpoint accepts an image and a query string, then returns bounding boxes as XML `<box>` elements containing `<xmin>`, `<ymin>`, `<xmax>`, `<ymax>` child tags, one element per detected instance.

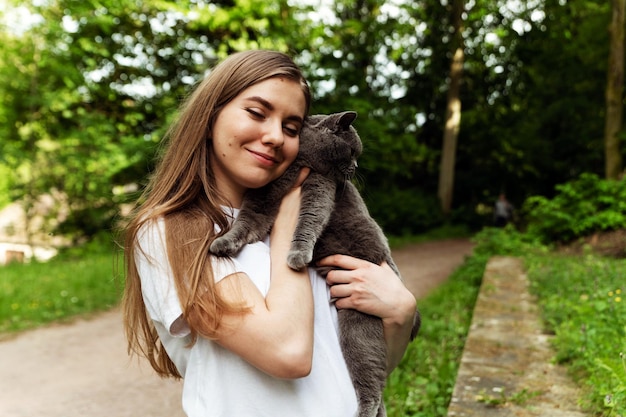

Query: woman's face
<box><xmin>210</xmin><ymin>77</ymin><xmax>307</xmax><ymax>207</ymax></box>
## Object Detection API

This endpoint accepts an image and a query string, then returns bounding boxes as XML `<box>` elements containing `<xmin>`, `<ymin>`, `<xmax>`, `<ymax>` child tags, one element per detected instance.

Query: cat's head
<box><xmin>298</xmin><ymin>111</ymin><xmax>362</xmax><ymax>182</ymax></box>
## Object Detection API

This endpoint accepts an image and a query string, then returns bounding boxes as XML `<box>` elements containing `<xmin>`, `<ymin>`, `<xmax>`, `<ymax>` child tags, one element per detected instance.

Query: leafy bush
<box><xmin>0</xmin><ymin>164</ymin><xmax>15</xmax><ymax>209</ymax></box>
<box><xmin>472</xmin><ymin>224</ymin><xmax>547</xmax><ymax>257</ymax></box>
<box><xmin>365</xmin><ymin>187</ymin><xmax>445</xmax><ymax>236</ymax></box>
<box><xmin>523</xmin><ymin>173</ymin><xmax>626</xmax><ymax>243</ymax></box>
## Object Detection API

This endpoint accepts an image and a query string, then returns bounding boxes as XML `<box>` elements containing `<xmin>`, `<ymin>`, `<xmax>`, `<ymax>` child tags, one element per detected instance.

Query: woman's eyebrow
<box><xmin>245</xmin><ymin>95</ymin><xmax>274</xmax><ymax>110</ymax></box>
<box><xmin>244</xmin><ymin>96</ymin><xmax>304</xmax><ymax>124</ymax></box>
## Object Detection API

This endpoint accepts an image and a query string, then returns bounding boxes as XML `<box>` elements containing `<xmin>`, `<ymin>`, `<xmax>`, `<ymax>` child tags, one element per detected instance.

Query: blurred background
<box><xmin>1</xmin><ymin>3</ymin><xmax>625</xmax><ymax>415</ymax></box>
<box><xmin>0</xmin><ymin>0</ymin><xmax>624</xmax><ymax>260</ymax></box>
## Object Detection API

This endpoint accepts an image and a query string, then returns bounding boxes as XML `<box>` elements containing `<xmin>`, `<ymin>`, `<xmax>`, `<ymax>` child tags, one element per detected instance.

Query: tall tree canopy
<box><xmin>0</xmin><ymin>0</ymin><xmax>622</xmax><ymax>238</ymax></box>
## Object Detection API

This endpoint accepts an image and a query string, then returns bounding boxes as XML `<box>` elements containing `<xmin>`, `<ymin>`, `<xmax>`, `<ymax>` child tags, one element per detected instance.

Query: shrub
<box><xmin>472</xmin><ymin>224</ymin><xmax>547</xmax><ymax>257</ymax></box>
<box><xmin>523</xmin><ymin>173</ymin><xmax>626</xmax><ymax>243</ymax></box>
<box><xmin>365</xmin><ymin>187</ymin><xmax>445</xmax><ymax>236</ymax></box>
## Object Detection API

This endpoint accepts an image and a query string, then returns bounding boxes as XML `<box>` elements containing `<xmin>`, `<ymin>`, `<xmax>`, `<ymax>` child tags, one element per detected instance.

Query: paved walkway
<box><xmin>447</xmin><ymin>256</ymin><xmax>587</xmax><ymax>417</ymax></box>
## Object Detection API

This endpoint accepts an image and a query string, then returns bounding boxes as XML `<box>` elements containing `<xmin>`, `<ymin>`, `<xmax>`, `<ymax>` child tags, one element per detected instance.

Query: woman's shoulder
<box><xmin>137</xmin><ymin>216</ymin><xmax>166</xmax><ymax>241</ymax></box>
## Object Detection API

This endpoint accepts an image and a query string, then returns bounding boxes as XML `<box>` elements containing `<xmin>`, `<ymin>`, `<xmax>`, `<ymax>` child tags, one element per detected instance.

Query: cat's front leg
<box><xmin>210</xmin><ymin>169</ymin><xmax>298</xmax><ymax>256</ymax></box>
<box><xmin>210</xmin><ymin>194</ymin><xmax>280</xmax><ymax>256</ymax></box>
<box><xmin>287</xmin><ymin>174</ymin><xmax>337</xmax><ymax>269</ymax></box>
<box><xmin>210</xmin><ymin>210</ymin><xmax>274</xmax><ymax>256</ymax></box>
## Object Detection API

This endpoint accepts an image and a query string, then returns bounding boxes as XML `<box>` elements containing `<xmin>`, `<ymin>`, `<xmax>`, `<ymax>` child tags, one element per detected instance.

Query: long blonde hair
<box><xmin>122</xmin><ymin>50</ymin><xmax>311</xmax><ymax>378</ymax></box>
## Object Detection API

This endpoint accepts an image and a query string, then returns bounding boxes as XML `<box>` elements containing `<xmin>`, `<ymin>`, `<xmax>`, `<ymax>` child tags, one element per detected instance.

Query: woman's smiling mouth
<box><xmin>248</xmin><ymin>149</ymin><xmax>280</xmax><ymax>166</ymax></box>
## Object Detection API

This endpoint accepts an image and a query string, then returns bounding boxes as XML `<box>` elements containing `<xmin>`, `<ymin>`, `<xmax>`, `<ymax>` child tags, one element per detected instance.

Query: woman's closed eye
<box><xmin>245</xmin><ymin>106</ymin><xmax>300</xmax><ymax>138</ymax></box>
<box><xmin>246</xmin><ymin>107</ymin><xmax>265</xmax><ymax>119</ymax></box>
<box><xmin>283</xmin><ymin>123</ymin><xmax>300</xmax><ymax>137</ymax></box>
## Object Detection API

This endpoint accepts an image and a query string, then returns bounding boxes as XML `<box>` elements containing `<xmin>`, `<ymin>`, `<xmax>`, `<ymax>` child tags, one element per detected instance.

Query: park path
<box><xmin>447</xmin><ymin>256</ymin><xmax>587</xmax><ymax>417</ymax></box>
<box><xmin>0</xmin><ymin>238</ymin><xmax>474</xmax><ymax>417</ymax></box>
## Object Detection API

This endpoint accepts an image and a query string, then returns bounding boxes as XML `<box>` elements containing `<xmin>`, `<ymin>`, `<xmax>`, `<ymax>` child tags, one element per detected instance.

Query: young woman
<box><xmin>122</xmin><ymin>50</ymin><xmax>417</xmax><ymax>417</ymax></box>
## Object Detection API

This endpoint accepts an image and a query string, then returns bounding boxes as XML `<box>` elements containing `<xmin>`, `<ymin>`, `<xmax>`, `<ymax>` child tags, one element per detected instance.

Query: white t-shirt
<box><xmin>135</xmin><ymin>215</ymin><xmax>358</xmax><ymax>417</ymax></box>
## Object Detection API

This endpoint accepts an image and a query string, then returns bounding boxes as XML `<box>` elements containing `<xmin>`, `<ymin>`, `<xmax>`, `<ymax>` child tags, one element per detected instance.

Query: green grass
<box><xmin>384</xmin><ymin>251</ymin><xmax>487</xmax><ymax>416</ymax></box>
<box><xmin>471</xmin><ymin>226</ymin><xmax>626</xmax><ymax>416</ymax></box>
<box><xmin>0</xmin><ymin>242</ymin><xmax>121</xmax><ymax>333</ymax></box>
<box><xmin>525</xmin><ymin>252</ymin><xmax>626</xmax><ymax>416</ymax></box>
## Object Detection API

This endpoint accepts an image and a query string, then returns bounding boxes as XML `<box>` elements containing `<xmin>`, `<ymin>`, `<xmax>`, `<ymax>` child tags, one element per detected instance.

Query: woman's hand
<box><xmin>317</xmin><ymin>254</ymin><xmax>417</xmax><ymax>373</ymax></box>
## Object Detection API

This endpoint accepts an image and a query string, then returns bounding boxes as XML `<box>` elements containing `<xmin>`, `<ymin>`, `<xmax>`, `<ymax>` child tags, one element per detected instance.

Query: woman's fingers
<box><xmin>293</xmin><ymin>167</ymin><xmax>310</xmax><ymax>188</ymax></box>
<box><xmin>317</xmin><ymin>254</ymin><xmax>367</xmax><ymax>272</ymax></box>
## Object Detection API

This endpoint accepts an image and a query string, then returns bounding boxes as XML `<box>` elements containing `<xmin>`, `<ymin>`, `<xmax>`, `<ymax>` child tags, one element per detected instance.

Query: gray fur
<box><xmin>210</xmin><ymin>111</ymin><xmax>421</xmax><ymax>417</ymax></box>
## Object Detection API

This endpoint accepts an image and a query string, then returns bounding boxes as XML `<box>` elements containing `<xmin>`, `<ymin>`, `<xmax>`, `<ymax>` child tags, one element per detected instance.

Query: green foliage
<box><xmin>471</xmin><ymin>224</ymin><xmax>547</xmax><ymax>257</ymax></box>
<box><xmin>0</xmin><ymin>0</ymin><xmax>302</xmax><ymax>241</ymax></box>
<box><xmin>474</xmin><ymin>387</ymin><xmax>542</xmax><ymax>407</ymax></box>
<box><xmin>459</xmin><ymin>0</ymin><xmax>610</xmax><ymax>203</ymax></box>
<box><xmin>523</xmin><ymin>173</ymin><xmax>626</xmax><ymax>243</ymax></box>
<box><xmin>0</xmin><ymin>164</ymin><xmax>14</xmax><ymax>209</ymax></box>
<box><xmin>384</xmin><ymin>251</ymin><xmax>487</xmax><ymax>416</ymax></box>
<box><xmin>0</xmin><ymin>238</ymin><xmax>120</xmax><ymax>332</ymax></box>
<box><xmin>365</xmin><ymin>187</ymin><xmax>445</xmax><ymax>236</ymax></box>
<box><xmin>0</xmin><ymin>0</ymin><xmax>620</xmax><ymax>241</ymax></box>
<box><xmin>525</xmin><ymin>253</ymin><xmax>626</xmax><ymax>415</ymax></box>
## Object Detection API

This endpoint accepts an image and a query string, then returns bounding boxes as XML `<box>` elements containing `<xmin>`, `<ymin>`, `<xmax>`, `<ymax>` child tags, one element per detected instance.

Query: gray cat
<box><xmin>210</xmin><ymin>111</ymin><xmax>421</xmax><ymax>417</ymax></box>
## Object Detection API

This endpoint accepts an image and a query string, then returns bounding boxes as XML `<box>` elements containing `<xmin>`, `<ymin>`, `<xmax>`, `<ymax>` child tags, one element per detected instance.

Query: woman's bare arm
<box><xmin>214</xmin><ymin>169</ymin><xmax>314</xmax><ymax>379</ymax></box>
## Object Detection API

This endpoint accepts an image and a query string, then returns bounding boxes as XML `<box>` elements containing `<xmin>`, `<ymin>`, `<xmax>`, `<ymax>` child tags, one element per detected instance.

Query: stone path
<box><xmin>447</xmin><ymin>256</ymin><xmax>588</xmax><ymax>417</ymax></box>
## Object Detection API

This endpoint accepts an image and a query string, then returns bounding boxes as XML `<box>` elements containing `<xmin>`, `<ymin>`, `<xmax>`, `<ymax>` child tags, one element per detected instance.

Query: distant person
<box><xmin>494</xmin><ymin>193</ymin><xmax>514</xmax><ymax>227</ymax></box>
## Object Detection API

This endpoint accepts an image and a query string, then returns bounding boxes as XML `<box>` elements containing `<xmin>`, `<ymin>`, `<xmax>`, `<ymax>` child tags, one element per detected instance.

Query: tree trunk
<box><xmin>438</xmin><ymin>0</ymin><xmax>464</xmax><ymax>214</ymax></box>
<box><xmin>605</xmin><ymin>0</ymin><xmax>625</xmax><ymax>179</ymax></box>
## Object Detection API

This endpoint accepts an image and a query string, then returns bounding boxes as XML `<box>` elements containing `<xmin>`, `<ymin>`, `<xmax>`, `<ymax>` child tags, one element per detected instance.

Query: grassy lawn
<box><xmin>0</xmin><ymin>243</ymin><xmax>121</xmax><ymax>333</ymax></box>
<box><xmin>525</xmin><ymin>252</ymin><xmax>626</xmax><ymax>416</ymax></box>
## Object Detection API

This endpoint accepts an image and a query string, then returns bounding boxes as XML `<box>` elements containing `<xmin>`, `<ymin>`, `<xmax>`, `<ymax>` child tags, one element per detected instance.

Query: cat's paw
<box><xmin>209</xmin><ymin>237</ymin><xmax>242</xmax><ymax>256</ymax></box>
<box><xmin>287</xmin><ymin>249</ymin><xmax>313</xmax><ymax>270</ymax></box>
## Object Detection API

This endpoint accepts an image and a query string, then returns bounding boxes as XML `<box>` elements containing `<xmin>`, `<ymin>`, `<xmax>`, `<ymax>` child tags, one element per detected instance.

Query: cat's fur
<box><xmin>210</xmin><ymin>111</ymin><xmax>421</xmax><ymax>417</ymax></box>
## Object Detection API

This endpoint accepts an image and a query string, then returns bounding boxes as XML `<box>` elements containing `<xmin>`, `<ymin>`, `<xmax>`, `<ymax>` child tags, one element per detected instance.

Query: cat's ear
<box><xmin>336</xmin><ymin>111</ymin><xmax>357</xmax><ymax>131</ymax></box>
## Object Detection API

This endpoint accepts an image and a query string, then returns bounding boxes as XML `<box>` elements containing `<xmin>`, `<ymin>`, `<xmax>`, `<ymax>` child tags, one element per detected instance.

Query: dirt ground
<box><xmin>0</xmin><ymin>238</ymin><xmax>474</xmax><ymax>417</ymax></box>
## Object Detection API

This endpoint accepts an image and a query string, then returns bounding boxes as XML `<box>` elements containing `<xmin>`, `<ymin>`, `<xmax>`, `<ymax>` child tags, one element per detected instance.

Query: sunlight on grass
<box><xmin>0</xmin><ymin>246</ymin><xmax>121</xmax><ymax>333</ymax></box>
<box><xmin>526</xmin><ymin>253</ymin><xmax>626</xmax><ymax>416</ymax></box>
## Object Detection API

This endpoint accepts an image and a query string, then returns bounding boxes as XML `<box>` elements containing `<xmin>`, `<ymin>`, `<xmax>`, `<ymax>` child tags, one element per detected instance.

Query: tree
<box><xmin>604</xmin><ymin>0</ymin><xmax>625</xmax><ymax>179</ymax></box>
<box><xmin>0</xmin><ymin>0</ymin><xmax>301</xmax><ymax>240</ymax></box>
<box><xmin>437</xmin><ymin>0</ymin><xmax>465</xmax><ymax>214</ymax></box>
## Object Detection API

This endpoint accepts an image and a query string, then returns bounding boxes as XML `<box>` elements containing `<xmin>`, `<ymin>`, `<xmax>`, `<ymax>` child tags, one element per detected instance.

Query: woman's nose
<box><xmin>261</xmin><ymin>120</ymin><xmax>284</xmax><ymax>147</ymax></box>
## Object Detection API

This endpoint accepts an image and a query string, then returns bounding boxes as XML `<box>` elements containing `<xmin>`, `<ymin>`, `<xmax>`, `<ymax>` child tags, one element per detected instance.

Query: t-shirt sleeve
<box><xmin>135</xmin><ymin>219</ymin><xmax>245</xmax><ymax>337</ymax></box>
